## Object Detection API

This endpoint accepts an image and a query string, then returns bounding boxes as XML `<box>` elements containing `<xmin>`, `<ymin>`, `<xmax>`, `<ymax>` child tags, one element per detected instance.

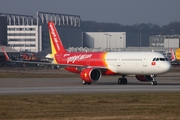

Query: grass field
<box><xmin>0</xmin><ymin>93</ymin><xmax>180</xmax><ymax>120</ymax></box>
<box><xmin>0</xmin><ymin>68</ymin><xmax>180</xmax><ymax>119</ymax></box>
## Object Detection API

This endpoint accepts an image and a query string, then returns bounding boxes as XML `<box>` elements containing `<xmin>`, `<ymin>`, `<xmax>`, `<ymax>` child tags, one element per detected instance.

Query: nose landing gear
<box><xmin>151</xmin><ymin>75</ymin><xmax>157</xmax><ymax>85</ymax></box>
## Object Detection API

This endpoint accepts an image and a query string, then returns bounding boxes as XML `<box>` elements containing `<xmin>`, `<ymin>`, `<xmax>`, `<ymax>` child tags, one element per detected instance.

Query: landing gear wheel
<box><xmin>118</xmin><ymin>78</ymin><xmax>123</xmax><ymax>84</ymax></box>
<box><xmin>118</xmin><ymin>78</ymin><xmax>128</xmax><ymax>85</ymax></box>
<box><xmin>82</xmin><ymin>80</ymin><xmax>86</xmax><ymax>85</ymax></box>
<box><xmin>151</xmin><ymin>81</ymin><xmax>157</xmax><ymax>85</ymax></box>
<box><xmin>123</xmin><ymin>78</ymin><xmax>127</xmax><ymax>84</ymax></box>
<box><xmin>151</xmin><ymin>75</ymin><xmax>157</xmax><ymax>86</ymax></box>
<box><xmin>154</xmin><ymin>81</ymin><xmax>157</xmax><ymax>85</ymax></box>
<box><xmin>82</xmin><ymin>80</ymin><xmax>91</xmax><ymax>85</ymax></box>
<box><xmin>87</xmin><ymin>82</ymin><xmax>92</xmax><ymax>85</ymax></box>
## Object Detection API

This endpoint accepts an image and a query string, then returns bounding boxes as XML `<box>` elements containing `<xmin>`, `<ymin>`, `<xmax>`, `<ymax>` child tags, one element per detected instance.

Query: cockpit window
<box><xmin>153</xmin><ymin>58</ymin><xmax>156</xmax><ymax>61</ymax></box>
<box><xmin>152</xmin><ymin>58</ymin><xmax>169</xmax><ymax>61</ymax></box>
<box><xmin>160</xmin><ymin>58</ymin><xmax>165</xmax><ymax>61</ymax></box>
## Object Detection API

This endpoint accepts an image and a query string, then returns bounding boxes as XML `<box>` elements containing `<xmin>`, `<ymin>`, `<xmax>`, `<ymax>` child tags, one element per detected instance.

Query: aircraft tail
<box><xmin>170</xmin><ymin>48</ymin><xmax>176</xmax><ymax>61</ymax></box>
<box><xmin>48</xmin><ymin>21</ymin><xmax>67</xmax><ymax>55</ymax></box>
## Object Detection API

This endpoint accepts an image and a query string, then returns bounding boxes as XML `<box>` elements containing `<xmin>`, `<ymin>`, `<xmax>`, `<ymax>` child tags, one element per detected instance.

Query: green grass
<box><xmin>0</xmin><ymin>93</ymin><xmax>180</xmax><ymax>120</ymax></box>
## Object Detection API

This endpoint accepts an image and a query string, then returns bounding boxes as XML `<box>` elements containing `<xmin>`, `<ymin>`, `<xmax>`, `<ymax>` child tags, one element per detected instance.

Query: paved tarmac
<box><xmin>0</xmin><ymin>75</ymin><xmax>180</xmax><ymax>95</ymax></box>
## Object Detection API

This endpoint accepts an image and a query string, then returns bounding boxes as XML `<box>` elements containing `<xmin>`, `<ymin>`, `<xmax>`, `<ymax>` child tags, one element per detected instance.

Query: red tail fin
<box><xmin>48</xmin><ymin>21</ymin><xmax>67</xmax><ymax>54</ymax></box>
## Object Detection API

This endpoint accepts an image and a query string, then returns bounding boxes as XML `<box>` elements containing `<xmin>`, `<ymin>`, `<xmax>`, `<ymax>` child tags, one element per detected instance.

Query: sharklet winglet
<box><xmin>2</xmin><ymin>47</ymin><xmax>12</xmax><ymax>61</ymax></box>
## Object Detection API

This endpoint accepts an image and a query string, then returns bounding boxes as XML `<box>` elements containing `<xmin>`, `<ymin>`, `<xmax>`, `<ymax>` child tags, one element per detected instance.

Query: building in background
<box><xmin>0</xmin><ymin>16</ymin><xmax>7</xmax><ymax>45</ymax></box>
<box><xmin>149</xmin><ymin>35</ymin><xmax>180</xmax><ymax>48</ymax></box>
<box><xmin>83</xmin><ymin>32</ymin><xmax>126</xmax><ymax>49</ymax></box>
<box><xmin>0</xmin><ymin>12</ymin><xmax>81</xmax><ymax>53</ymax></box>
<box><xmin>38</xmin><ymin>12</ymin><xmax>82</xmax><ymax>52</ymax></box>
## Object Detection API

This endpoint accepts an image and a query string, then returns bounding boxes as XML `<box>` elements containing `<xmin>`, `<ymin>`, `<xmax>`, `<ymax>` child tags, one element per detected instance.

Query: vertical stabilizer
<box><xmin>48</xmin><ymin>21</ymin><xmax>67</xmax><ymax>54</ymax></box>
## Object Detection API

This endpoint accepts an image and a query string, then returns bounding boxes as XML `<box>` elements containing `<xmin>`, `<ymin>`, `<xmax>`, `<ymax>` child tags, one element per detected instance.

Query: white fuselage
<box><xmin>105</xmin><ymin>52</ymin><xmax>171</xmax><ymax>75</ymax></box>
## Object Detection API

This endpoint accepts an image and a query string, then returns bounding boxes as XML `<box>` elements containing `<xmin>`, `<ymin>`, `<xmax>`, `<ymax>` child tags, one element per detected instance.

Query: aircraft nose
<box><xmin>162</xmin><ymin>62</ymin><xmax>172</xmax><ymax>73</ymax></box>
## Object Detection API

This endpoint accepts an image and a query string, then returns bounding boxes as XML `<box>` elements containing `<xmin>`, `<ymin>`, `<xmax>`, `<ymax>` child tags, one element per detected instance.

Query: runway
<box><xmin>0</xmin><ymin>76</ymin><xmax>180</xmax><ymax>95</ymax></box>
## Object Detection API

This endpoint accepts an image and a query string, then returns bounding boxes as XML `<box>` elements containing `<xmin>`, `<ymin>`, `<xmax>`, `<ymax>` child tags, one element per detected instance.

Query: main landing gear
<box><xmin>82</xmin><ymin>80</ymin><xmax>92</xmax><ymax>85</ymax></box>
<box><xmin>118</xmin><ymin>76</ymin><xmax>127</xmax><ymax>85</ymax></box>
<box><xmin>151</xmin><ymin>75</ymin><xmax>157</xmax><ymax>85</ymax></box>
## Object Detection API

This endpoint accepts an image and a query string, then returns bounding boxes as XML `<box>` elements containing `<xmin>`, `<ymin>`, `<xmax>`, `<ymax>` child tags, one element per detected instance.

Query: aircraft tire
<box><xmin>82</xmin><ymin>80</ymin><xmax>87</xmax><ymax>85</ymax></box>
<box><xmin>123</xmin><ymin>78</ymin><xmax>127</xmax><ymax>84</ymax></box>
<box><xmin>154</xmin><ymin>81</ymin><xmax>157</xmax><ymax>85</ymax></box>
<box><xmin>118</xmin><ymin>78</ymin><xmax>123</xmax><ymax>84</ymax></box>
<box><xmin>151</xmin><ymin>81</ymin><xmax>157</xmax><ymax>85</ymax></box>
<box><xmin>87</xmin><ymin>82</ymin><xmax>92</xmax><ymax>85</ymax></box>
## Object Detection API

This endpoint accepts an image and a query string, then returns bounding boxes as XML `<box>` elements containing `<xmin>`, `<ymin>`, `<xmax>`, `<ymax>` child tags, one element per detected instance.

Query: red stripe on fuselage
<box><xmin>55</xmin><ymin>52</ymin><xmax>107</xmax><ymax>66</ymax></box>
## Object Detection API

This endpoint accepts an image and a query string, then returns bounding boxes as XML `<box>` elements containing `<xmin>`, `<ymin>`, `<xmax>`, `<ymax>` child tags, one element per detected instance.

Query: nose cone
<box><xmin>162</xmin><ymin>62</ymin><xmax>172</xmax><ymax>73</ymax></box>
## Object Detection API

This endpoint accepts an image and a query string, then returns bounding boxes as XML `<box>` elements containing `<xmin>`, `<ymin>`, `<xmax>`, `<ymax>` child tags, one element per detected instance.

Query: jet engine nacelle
<box><xmin>80</xmin><ymin>68</ymin><xmax>102</xmax><ymax>82</ymax></box>
<box><xmin>135</xmin><ymin>75</ymin><xmax>153</xmax><ymax>82</ymax></box>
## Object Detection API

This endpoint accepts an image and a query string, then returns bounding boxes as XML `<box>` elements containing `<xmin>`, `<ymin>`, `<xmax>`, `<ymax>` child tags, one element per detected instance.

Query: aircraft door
<box><xmin>117</xmin><ymin>57</ymin><xmax>121</xmax><ymax>67</ymax></box>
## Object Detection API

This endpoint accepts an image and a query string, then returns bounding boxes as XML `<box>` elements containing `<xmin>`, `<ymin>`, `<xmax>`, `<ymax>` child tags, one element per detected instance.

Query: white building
<box><xmin>1</xmin><ymin>12</ymin><xmax>81</xmax><ymax>53</ymax></box>
<box><xmin>7</xmin><ymin>25</ymin><xmax>38</xmax><ymax>52</ymax></box>
<box><xmin>83</xmin><ymin>32</ymin><xmax>126</xmax><ymax>49</ymax></box>
<box><xmin>149</xmin><ymin>35</ymin><xmax>180</xmax><ymax>48</ymax></box>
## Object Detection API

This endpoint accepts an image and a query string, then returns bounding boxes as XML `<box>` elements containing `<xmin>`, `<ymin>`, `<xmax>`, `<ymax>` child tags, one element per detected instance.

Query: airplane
<box><xmin>170</xmin><ymin>48</ymin><xmax>180</xmax><ymax>62</ymax></box>
<box><xmin>2</xmin><ymin>21</ymin><xmax>172</xmax><ymax>85</ymax></box>
<box><xmin>169</xmin><ymin>48</ymin><xmax>180</xmax><ymax>67</ymax></box>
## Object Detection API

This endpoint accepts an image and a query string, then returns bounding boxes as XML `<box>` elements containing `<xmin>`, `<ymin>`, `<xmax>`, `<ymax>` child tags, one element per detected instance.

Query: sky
<box><xmin>0</xmin><ymin>0</ymin><xmax>180</xmax><ymax>26</ymax></box>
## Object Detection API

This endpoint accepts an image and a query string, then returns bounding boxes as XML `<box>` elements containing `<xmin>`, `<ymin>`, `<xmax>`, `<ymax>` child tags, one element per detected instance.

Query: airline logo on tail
<box><xmin>48</xmin><ymin>22</ymin><xmax>67</xmax><ymax>54</ymax></box>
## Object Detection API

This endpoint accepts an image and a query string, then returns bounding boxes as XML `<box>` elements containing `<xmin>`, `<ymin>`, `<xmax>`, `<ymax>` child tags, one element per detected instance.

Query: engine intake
<box><xmin>80</xmin><ymin>68</ymin><xmax>102</xmax><ymax>82</ymax></box>
<box><xmin>135</xmin><ymin>75</ymin><xmax>153</xmax><ymax>82</ymax></box>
